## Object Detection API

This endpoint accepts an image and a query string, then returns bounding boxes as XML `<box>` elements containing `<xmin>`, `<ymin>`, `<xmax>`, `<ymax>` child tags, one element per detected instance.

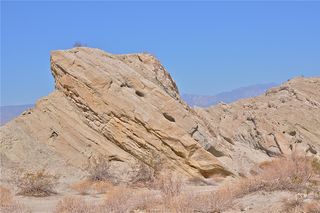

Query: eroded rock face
<box><xmin>0</xmin><ymin>48</ymin><xmax>231</xmax><ymax>182</ymax></box>
<box><xmin>1</xmin><ymin>47</ymin><xmax>319</xmax><ymax>183</ymax></box>
<box><xmin>196</xmin><ymin>77</ymin><xmax>320</xmax><ymax>175</ymax></box>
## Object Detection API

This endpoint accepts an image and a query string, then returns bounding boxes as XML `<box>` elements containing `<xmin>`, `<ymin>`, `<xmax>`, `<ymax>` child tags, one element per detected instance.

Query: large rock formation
<box><xmin>0</xmin><ymin>48</ymin><xmax>231</xmax><ymax>183</ymax></box>
<box><xmin>1</xmin><ymin>47</ymin><xmax>319</xmax><ymax>183</ymax></box>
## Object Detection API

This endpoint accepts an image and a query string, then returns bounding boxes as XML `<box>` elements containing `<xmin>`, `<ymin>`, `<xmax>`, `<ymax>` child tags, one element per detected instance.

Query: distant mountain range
<box><xmin>0</xmin><ymin>104</ymin><xmax>33</xmax><ymax>126</ymax></box>
<box><xmin>0</xmin><ymin>83</ymin><xmax>277</xmax><ymax>126</ymax></box>
<box><xmin>182</xmin><ymin>83</ymin><xmax>278</xmax><ymax>107</ymax></box>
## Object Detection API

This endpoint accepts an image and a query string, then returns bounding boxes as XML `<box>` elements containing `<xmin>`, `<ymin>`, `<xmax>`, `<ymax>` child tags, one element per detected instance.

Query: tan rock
<box><xmin>196</xmin><ymin>77</ymin><xmax>320</xmax><ymax>175</ymax></box>
<box><xmin>1</xmin><ymin>47</ymin><xmax>319</xmax><ymax>183</ymax></box>
<box><xmin>0</xmin><ymin>48</ymin><xmax>231</xmax><ymax>183</ymax></box>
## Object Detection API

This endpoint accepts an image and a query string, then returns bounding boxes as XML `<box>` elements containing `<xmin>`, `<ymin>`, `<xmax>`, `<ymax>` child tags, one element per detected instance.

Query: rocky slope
<box><xmin>0</xmin><ymin>48</ymin><xmax>231</xmax><ymax>183</ymax></box>
<box><xmin>1</xmin><ymin>47</ymin><xmax>319</xmax><ymax>184</ymax></box>
<box><xmin>196</xmin><ymin>77</ymin><xmax>320</xmax><ymax>174</ymax></box>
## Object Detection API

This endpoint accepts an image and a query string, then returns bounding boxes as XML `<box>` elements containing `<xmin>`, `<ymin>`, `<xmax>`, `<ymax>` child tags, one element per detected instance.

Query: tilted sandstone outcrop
<box><xmin>0</xmin><ymin>48</ymin><xmax>231</xmax><ymax>183</ymax></box>
<box><xmin>196</xmin><ymin>77</ymin><xmax>320</xmax><ymax>175</ymax></box>
<box><xmin>1</xmin><ymin>47</ymin><xmax>319</xmax><ymax>183</ymax></box>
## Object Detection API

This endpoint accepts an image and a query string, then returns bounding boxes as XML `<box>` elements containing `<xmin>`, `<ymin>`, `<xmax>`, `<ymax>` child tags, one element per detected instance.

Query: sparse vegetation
<box><xmin>92</xmin><ymin>181</ymin><xmax>112</xmax><ymax>194</ymax></box>
<box><xmin>304</xmin><ymin>200</ymin><xmax>320</xmax><ymax>213</ymax></box>
<box><xmin>157</xmin><ymin>173</ymin><xmax>183</xmax><ymax>198</ymax></box>
<box><xmin>73</xmin><ymin>42</ymin><xmax>87</xmax><ymax>47</ymax></box>
<box><xmin>70</xmin><ymin>180</ymin><xmax>92</xmax><ymax>195</ymax></box>
<box><xmin>130</xmin><ymin>161</ymin><xmax>155</xmax><ymax>186</ymax></box>
<box><xmin>53</xmin><ymin>197</ymin><xmax>96</xmax><ymax>213</ymax></box>
<box><xmin>70</xmin><ymin>179</ymin><xmax>112</xmax><ymax>195</ymax></box>
<box><xmin>87</xmin><ymin>155</ymin><xmax>112</xmax><ymax>182</ymax></box>
<box><xmin>14</xmin><ymin>169</ymin><xmax>58</xmax><ymax>197</ymax></box>
<box><xmin>234</xmin><ymin>154</ymin><xmax>315</xmax><ymax>195</ymax></box>
<box><xmin>0</xmin><ymin>186</ymin><xmax>30</xmax><ymax>213</ymax></box>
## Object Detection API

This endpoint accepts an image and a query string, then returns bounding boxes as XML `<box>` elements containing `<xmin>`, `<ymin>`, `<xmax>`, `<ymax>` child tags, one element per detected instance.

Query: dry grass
<box><xmin>53</xmin><ymin>155</ymin><xmax>320</xmax><ymax>212</ymax></box>
<box><xmin>130</xmin><ymin>162</ymin><xmax>155</xmax><ymax>187</ymax></box>
<box><xmin>53</xmin><ymin>197</ymin><xmax>96</xmax><ymax>213</ymax></box>
<box><xmin>70</xmin><ymin>179</ymin><xmax>113</xmax><ymax>195</ymax></box>
<box><xmin>227</xmin><ymin>154</ymin><xmax>316</xmax><ymax>201</ymax></box>
<box><xmin>0</xmin><ymin>186</ymin><xmax>30</xmax><ymax>213</ymax></box>
<box><xmin>282</xmin><ymin>196</ymin><xmax>304</xmax><ymax>213</ymax></box>
<box><xmin>70</xmin><ymin>180</ymin><xmax>92</xmax><ymax>195</ymax></box>
<box><xmin>92</xmin><ymin>181</ymin><xmax>112</xmax><ymax>194</ymax></box>
<box><xmin>55</xmin><ymin>187</ymin><xmax>159</xmax><ymax>213</ymax></box>
<box><xmin>14</xmin><ymin>169</ymin><xmax>58</xmax><ymax>197</ymax></box>
<box><xmin>102</xmin><ymin>185</ymin><xmax>135</xmax><ymax>212</ymax></box>
<box><xmin>87</xmin><ymin>155</ymin><xmax>112</xmax><ymax>182</ymax></box>
<box><xmin>0</xmin><ymin>186</ymin><xmax>13</xmax><ymax>205</ymax></box>
<box><xmin>183</xmin><ymin>154</ymin><xmax>320</xmax><ymax>212</ymax></box>
<box><xmin>304</xmin><ymin>200</ymin><xmax>320</xmax><ymax>213</ymax></box>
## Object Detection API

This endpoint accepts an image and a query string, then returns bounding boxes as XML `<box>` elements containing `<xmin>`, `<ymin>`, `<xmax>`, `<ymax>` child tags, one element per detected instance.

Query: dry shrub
<box><xmin>70</xmin><ymin>180</ymin><xmax>92</xmax><ymax>195</ymax></box>
<box><xmin>0</xmin><ymin>186</ymin><xmax>30</xmax><ymax>213</ymax></box>
<box><xmin>312</xmin><ymin>158</ymin><xmax>320</xmax><ymax>175</ymax></box>
<box><xmin>282</xmin><ymin>196</ymin><xmax>304</xmax><ymax>213</ymax></box>
<box><xmin>184</xmin><ymin>155</ymin><xmax>319</xmax><ymax>213</ymax></box>
<box><xmin>55</xmin><ymin>188</ymin><xmax>160</xmax><ymax>213</ymax></box>
<box><xmin>53</xmin><ymin>197</ymin><xmax>96</xmax><ymax>213</ymax></box>
<box><xmin>157</xmin><ymin>174</ymin><xmax>183</xmax><ymax>198</ymax></box>
<box><xmin>208</xmin><ymin>187</ymin><xmax>235</xmax><ymax>212</ymax></box>
<box><xmin>151</xmin><ymin>173</ymin><xmax>187</xmax><ymax>211</ymax></box>
<box><xmin>255</xmin><ymin>155</ymin><xmax>313</xmax><ymax>192</ymax></box>
<box><xmin>101</xmin><ymin>185</ymin><xmax>160</xmax><ymax>212</ymax></box>
<box><xmin>180</xmin><ymin>185</ymin><xmax>235</xmax><ymax>212</ymax></box>
<box><xmin>130</xmin><ymin>162</ymin><xmax>155</xmax><ymax>187</ymax></box>
<box><xmin>231</xmin><ymin>154</ymin><xmax>315</xmax><ymax>197</ymax></box>
<box><xmin>87</xmin><ymin>155</ymin><xmax>112</xmax><ymax>182</ymax></box>
<box><xmin>304</xmin><ymin>200</ymin><xmax>320</xmax><ymax>213</ymax></box>
<box><xmin>0</xmin><ymin>186</ymin><xmax>13</xmax><ymax>205</ymax></box>
<box><xmin>102</xmin><ymin>185</ymin><xmax>134</xmax><ymax>212</ymax></box>
<box><xmin>92</xmin><ymin>181</ymin><xmax>112</xmax><ymax>194</ymax></box>
<box><xmin>70</xmin><ymin>179</ymin><xmax>112</xmax><ymax>195</ymax></box>
<box><xmin>15</xmin><ymin>169</ymin><xmax>58</xmax><ymax>197</ymax></box>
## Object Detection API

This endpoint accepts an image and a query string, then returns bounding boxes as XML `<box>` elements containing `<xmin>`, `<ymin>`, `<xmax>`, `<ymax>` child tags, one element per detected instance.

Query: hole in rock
<box><xmin>163</xmin><ymin>113</ymin><xmax>175</xmax><ymax>122</ymax></box>
<box><xmin>135</xmin><ymin>90</ymin><xmax>144</xmax><ymax>97</ymax></box>
<box><xmin>289</xmin><ymin>130</ymin><xmax>296</xmax><ymax>136</ymax></box>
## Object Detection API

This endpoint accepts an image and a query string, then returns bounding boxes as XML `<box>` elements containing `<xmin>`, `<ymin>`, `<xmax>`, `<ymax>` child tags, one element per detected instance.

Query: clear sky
<box><xmin>1</xmin><ymin>1</ymin><xmax>320</xmax><ymax>106</ymax></box>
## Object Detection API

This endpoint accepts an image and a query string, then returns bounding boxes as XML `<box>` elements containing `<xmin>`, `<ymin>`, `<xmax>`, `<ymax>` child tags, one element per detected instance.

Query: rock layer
<box><xmin>196</xmin><ymin>77</ymin><xmax>320</xmax><ymax>175</ymax></box>
<box><xmin>1</xmin><ymin>47</ymin><xmax>319</xmax><ymax>182</ymax></box>
<box><xmin>1</xmin><ymin>48</ymin><xmax>231</xmax><ymax>182</ymax></box>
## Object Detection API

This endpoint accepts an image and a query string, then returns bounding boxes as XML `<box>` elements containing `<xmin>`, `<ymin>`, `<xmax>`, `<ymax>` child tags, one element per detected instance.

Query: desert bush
<box><xmin>70</xmin><ymin>179</ymin><xmax>113</xmax><ymax>195</ymax></box>
<box><xmin>0</xmin><ymin>186</ymin><xmax>30</xmax><ymax>213</ymax></box>
<box><xmin>53</xmin><ymin>197</ymin><xmax>96</xmax><ymax>213</ymax></box>
<box><xmin>0</xmin><ymin>186</ymin><xmax>13</xmax><ymax>205</ymax></box>
<box><xmin>15</xmin><ymin>169</ymin><xmax>58</xmax><ymax>197</ymax></box>
<box><xmin>312</xmin><ymin>157</ymin><xmax>320</xmax><ymax>175</ymax></box>
<box><xmin>70</xmin><ymin>180</ymin><xmax>92</xmax><ymax>195</ymax></box>
<box><xmin>282</xmin><ymin>196</ymin><xmax>304</xmax><ymax>213</ymax></box>
<box><xmin>73</xmin><ymin>42</ymin><xmax>87</xmax><ymax>47</ymax></box>
<box><xmin>92</xmin><ymin>181</ymin><xmax>112</xmax><ymax>194</ymax></box>
<box><xmin>157</xmin><ymin>174</ymin><xmax>183</xmax><ymax>198</ymax></box>
<box><xmin>87</xmin><ymin>155</ymin><xmax>112</xmax><ymax>182</ymax></box>
<box><xmin>187</xmin><ymin>154</ymin><xmax>318</xmax><ymax>212</ymax></box>
<box><xmin>102</xmin><ymin>185</ymin><xmax>135</xmax><ymax>212</ymax></box>
<box><xmin>130</xmin><ymin>162</ymin><xmax>155</xmax><ymax>187</ymax></box>
<box><xmin>235</xmin><ymin>154</ymin><xmax>315</xmax><ymax>195</ymax></box>
<box><xmin>304</xmin><ymin>200</ymin><xmax>320</xmax><ymax>213</ymax></box>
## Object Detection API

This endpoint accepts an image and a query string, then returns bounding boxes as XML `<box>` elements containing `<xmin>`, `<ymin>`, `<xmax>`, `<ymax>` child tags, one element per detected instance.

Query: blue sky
<box><xmin>1</xmin><ymin>1</ymin><xmax>320</xmax><ymax>106</ymax></box>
